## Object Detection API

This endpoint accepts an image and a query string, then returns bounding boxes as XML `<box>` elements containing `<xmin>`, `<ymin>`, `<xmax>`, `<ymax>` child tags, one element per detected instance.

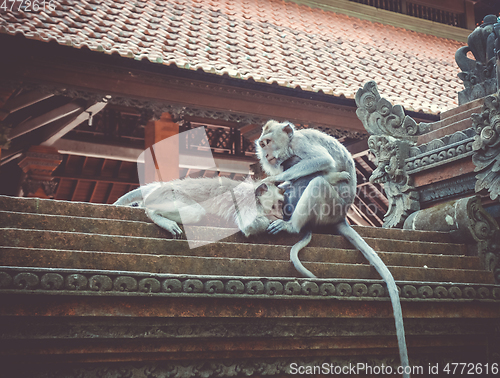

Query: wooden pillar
<box><xmin>400</xmin><ymin>0</ymin><xmax>407</xmax><ymax>15</ymax></box>
<box><xmin>143</xmin><ymin>112</ymin><xmax>179</xmax><ymax>184</ymax></box>
<box><xmin>17</xmin><ymin>145</ymin><xmax>63</xmax><ymax>198</ymax></box>
<box><xmin>464</xmin><ymin>0</ymin><xmax>475</xmax><ymax>30</ymax></box>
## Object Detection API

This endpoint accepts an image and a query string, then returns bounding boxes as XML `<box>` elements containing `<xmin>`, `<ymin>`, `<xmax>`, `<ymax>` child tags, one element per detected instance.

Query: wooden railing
<box><xmin>349</xmin><ymin>0</ymin><xmax>466</xmax><ymax>28</ymax></box>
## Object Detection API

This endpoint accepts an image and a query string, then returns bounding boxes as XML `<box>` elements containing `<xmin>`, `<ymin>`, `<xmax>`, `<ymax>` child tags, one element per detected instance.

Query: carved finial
<box><xmin>455</xmin><ymin>15</ymin><xmax>499</xmax><ymax>105</ymax></box>
<box><xmin>368</xmin><ymin>135</ymin><xmax>419</xmax><ymax>228</ymax></box>
<box><xmin>355</xmin><ymin>81</ymin><xmax>429</xmax><ymax>141</ymax></box>
<box><xmin>472</xmin><ymin>90</ymin><xmax>500</xmax><ymax>200</ymax></box>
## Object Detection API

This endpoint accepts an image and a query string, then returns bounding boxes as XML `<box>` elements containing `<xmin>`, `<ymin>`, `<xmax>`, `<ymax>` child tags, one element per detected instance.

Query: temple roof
<box><xmin>1</xmin><ymin>0</ymin><xmax>465</xmax><ymax>114</ymax></box>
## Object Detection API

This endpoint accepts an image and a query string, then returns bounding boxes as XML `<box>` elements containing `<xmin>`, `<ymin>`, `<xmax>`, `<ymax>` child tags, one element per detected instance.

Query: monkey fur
<box><xmin>114</xmin><ymin>177</ymin><xmax>284</xmax><ymax>238</ymax></box>
<box><xmin>256</xmin><ymin>120</ymin><xmax>410</xmax><ymax>377</ymax></box>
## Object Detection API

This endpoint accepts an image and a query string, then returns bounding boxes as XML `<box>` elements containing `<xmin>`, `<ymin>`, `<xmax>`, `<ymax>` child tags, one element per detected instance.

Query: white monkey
<box><xmin>256</xmin><ymin>120</ymin><xmax>410</xmax><ymax>377</ymax></box>
<box><xmin>114</xmin><ymin>177</ymin><xmax>284</xmax><ymax>238</ymax></box>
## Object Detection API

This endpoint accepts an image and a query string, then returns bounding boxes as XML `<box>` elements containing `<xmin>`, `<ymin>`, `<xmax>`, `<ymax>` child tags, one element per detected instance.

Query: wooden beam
<box><xmin>41</xmin><ymin>101</ymin><xmax>107</xmax><ymax>146</ymax></box>
<box><xmin>8</xmin><ymin>101</ymin><xmax>85</xmax><ymax>140</ymax></box>
<box><xmin>0</xmin><ymin>56</ymin><xmax>366</xmax><ymax>133</ymax></box>
<box><xmin>51</xmin><ymin>174</ymin><xmax>138</xmax><ymax>187</ymax></box>
<box><xmin>347</xmin><ymin>138</ymin><xmax>369</xmax><ymax>158</ymax></box>
<box><xmin>2</xmin><ymin>91</ymin><xmax>54</xmax><ymax>115</ymax></box>
<box><xmin>51</xmin><ymin>139</ymin><xmax>257</xmax><ymax>174</ymax></box>
<box><xmin>347</xmin><ymin>204</ymin><xmax>371</xmax><ymax>227</ymax></box>
<box><xmin>355</xmin><ymin>194</ymin><xmax>384</xmax><ymax>226</ymax></box>
<box><xmin>52</xmin><ymin>139</ymin><xmax>143</xmax><ymax>162</ymax></box>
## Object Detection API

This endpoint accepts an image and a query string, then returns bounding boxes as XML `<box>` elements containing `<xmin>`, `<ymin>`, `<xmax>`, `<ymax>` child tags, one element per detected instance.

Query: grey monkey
<box><xmin>256</xmin><ymin>120</ymin><xmax>410</xmax><ymax>377</ymax></box>
<box><xmin>114</xmin><ymin>177</ymin><xmax>284</xmax><ymax>238</ymax></box>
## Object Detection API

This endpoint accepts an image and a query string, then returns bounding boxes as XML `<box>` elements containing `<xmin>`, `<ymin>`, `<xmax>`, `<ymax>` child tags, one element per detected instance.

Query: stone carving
<box><xmin>455</xmin><ymin>15</ymin><xmax>500</xmax><ymax>105</ymax></box>
<box><xmin>356</xmin><ymin>81</ymin><xmax>425</xmax><ymax>228</ymax></box>
<box><xmin>466</xmin><ymin>197</ymin><xmax>500</xmax><ymax>283</ymax></box>
<box><xmin>368</xmin><ymin>135</ymin><xmax>419</xmax><ymax>228</ymax></box>
<box><xmin>406</xmin><ymin>128</ymin><xmax>475</xmax><ymax>174</ymax></box>
<box><xmin>403</xmin><ymin>196</ymin><xmax>500</xmax><ymax>283</ymax></box>
<box><xmin>418</xmin><ymin>173</ymin><xmax>476</xmax><ymax>205</ymax></box>
<box><xmin>355</xmin><ymin>81</ymin><xmax>430</xmax><ymax>142</ymax></box>
<box><xmin>472</xmin><ymin>90</ymin><xmax>500</xmax><ymax>200</ymax></box>
<box><xmin>1</xmin><ymin>267</ymin><xmax>499</xmax><ymax>301</ymax></box>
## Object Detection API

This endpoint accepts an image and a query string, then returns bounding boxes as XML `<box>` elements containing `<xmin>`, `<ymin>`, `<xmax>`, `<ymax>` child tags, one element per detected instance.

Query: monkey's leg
<box><xmin>147</xmin><ymin>202</ymin><xmax>207</xmax><ymax>238</ymax></box>
<box><xmin>268</xmin><ymin>176</ymin><xmax>328</xmax><ymax>235</ymax></box>
<box><xmin>146</xmin><ymin>210</ymin><xmax>184</xmax><ymax>238</ymax></box>
<box><xmin>324</xmin><ymin>171</ymin><xmax>351</xmax><ymax>186</ymax></box>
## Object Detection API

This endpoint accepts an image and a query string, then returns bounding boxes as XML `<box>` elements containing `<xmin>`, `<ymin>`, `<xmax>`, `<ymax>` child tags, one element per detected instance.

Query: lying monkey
<box><xmin>256</xmin><ymin>120</ymin><xmax>410</xmax><ymax>377</ymax></box>
<box><xmin>114</xmin><ymin>177</ymin><xmax>284</xmax><ymax>238</ymax></box>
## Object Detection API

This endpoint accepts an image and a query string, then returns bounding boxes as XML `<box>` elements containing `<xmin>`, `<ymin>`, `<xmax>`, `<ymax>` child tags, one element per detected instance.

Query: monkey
<box><xmin>114</xmin><ymin>177</ymin><xmax>284</xmax><ymax>238</ymax></box>
<box><xmin>256</xmin><ymin>120</ymin><xmax>410</xmax><ymax>377</ymax></box>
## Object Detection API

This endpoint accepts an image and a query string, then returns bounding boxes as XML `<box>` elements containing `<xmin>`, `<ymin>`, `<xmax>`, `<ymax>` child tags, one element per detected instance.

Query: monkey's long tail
<box><xmin>290</xmin><ymin>231</ymin><xmax>315</xmax><ymax>278</ymax></box>
<box><xmin>335</xmin><ymin>219</ymin><xmax>410</xmax><ymax>378</ymax></box>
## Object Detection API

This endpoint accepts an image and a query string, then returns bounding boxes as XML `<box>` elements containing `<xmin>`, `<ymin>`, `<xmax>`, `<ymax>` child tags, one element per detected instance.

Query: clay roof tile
<box><xmin>0</xmin><ymin>0</ymin><xmax>465</xmax><ymax>114</ymax></box>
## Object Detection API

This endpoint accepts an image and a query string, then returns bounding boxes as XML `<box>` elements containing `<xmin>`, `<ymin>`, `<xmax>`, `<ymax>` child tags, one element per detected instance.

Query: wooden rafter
<box><xmin>2</xmin><ymin>91</ymin><xmax>54</xmax><ymax>117</ymax></box>
<box><xmin>42</xmin><ymin>101</ymin><xmax>107</xmax><ymax>146</ymax></box>
<box><xmin>8</xmin><ymin>101</ymin><xmax>86</xmax><ymax>140</ymax></box>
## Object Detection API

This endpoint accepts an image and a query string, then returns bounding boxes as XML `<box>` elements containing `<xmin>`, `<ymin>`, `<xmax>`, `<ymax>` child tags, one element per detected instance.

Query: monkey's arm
<box><xmin>114</xmin><ymin>188</ymin><xmax>144</xmax><ymax>206</ymax></box>
<box><xmin>238</xmin><ymin>215</ymin><xmax>271</xmax><ymax>237</ymax></box>
<box><xmin>274</xmin><ymin>155</ymin><xmax>335</xmax><ymax>182</ymax></box>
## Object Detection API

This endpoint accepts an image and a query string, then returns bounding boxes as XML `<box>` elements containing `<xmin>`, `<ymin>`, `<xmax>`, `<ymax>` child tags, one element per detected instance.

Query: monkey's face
<box><xmin>256</xmin><ymin>121</ymin><xmax>294</xmax><ymax>171</ymax></box>
<box><xmin>255</xmin><ymin>182</ymin><xmax>284</xmax><ymax>221</ymax></box>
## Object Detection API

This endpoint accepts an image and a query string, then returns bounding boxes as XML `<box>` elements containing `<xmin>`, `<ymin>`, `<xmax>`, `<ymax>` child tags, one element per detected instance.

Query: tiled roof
<box><xmin>1</xmin><ymin>0</ymin><xmax>465</xmax><ymax>114</ymax></box>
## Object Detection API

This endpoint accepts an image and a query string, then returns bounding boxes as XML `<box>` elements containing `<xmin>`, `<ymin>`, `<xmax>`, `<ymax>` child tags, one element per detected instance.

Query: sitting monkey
<box><xmin>256</xmin><ymin>120</ymin><xmax>410</xmax><ymax>377</ymax></box>
<box><xmin>114</xmin><ymin>177</ymin><xmax>284</xmax><ymax>238</ymax></box>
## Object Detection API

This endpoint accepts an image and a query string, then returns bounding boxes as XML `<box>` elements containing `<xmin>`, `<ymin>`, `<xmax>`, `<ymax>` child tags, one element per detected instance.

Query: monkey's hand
<box><xmin>147</xmin><ymin>210</ymin><xmax>184</xmax><ymax>239</ymax></box>
<box><xmin>277</xmin><ymin>181</ymin><xmax>292</xmax><ymax>191</ymax></box>
<box><xmin>267</xmin><ymin>219</ymin><xmax>298</xmax><ymax>235</ymax></box>
<box><xmin>262</xmin><ymin>175</ymin><xmax>278</xmax><ymax>183</ymax></box>
<box><xmin>325</xmin><ymin>171</ymin><xmax>351</xmax><ymax>186</ymax></box>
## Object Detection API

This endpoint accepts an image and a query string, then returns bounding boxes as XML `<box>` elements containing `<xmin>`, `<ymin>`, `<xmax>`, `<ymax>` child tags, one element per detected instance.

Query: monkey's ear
<box><xmin>255</xmin><ymin>182</ymin><xmax>269</xmax><ymax>196</ymax></box>
<box><xmin>283</xmin><ymin>123</ymin><xmax>294</xmax><ymax>139</ymax></box>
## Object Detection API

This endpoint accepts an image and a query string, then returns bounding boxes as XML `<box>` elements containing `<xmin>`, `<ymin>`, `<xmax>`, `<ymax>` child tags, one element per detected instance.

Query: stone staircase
<box><xmin>417</xmin><ymin>97</ymin><xmax>483</xmax><ymax>145</ymax></box>
<box><xmin>0</xmin><ymin>195</ymin><xmax>494</xmax><ymax>285</ymax></box>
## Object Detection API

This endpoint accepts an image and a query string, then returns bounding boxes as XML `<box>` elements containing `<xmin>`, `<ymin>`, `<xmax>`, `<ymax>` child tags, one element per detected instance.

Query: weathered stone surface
<box><xmin>455</xmin><ymin>15</ymin><xmax>499</xmax><ymax>105</ymax></box>
<box><xmin>0</xmin><ymin>194</ymin><xmax>492</xmax><ymax>285</ymax></box>
<box><xmin>0</xmin><ymin>227</ymin><xmax>468</xmax><ymax>256</ymax></box>
<box><xmin>0</xmin><ymin>195</ymin><xmax>150</xmax><ymax>222</ymax></box>
<box><xmin>0</xmin><ymin>246</ymin><xmax>487</xmax><ymax>282</ymax></box>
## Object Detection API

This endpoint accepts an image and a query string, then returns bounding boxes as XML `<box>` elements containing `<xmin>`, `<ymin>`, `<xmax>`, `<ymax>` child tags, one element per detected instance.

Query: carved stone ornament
<box><xmin>355</xmin><ymin>81</ymin><xmax>430</xmax><ymax>142</ymax></box>
<box><xmin>368</xmin><ymin>135</ymin><xmax>419</xmax><ymax>228</ymax></box>
<box><xmin>2</xmin><ymin>266</ymin><xmax>499</xmax><ymax>301</ymax></box>
<box><xmin>402</xmin><ymin>195</ymin><xmax>500</xmax><ymax>283</ymax></box>
<box><xmin>472</xmin><ymin>90</ymin><xmax>500</xmax><ymax>200</ymax></box>
<box><xmin>455</xmin><ymin>15</ymin><xmax>500</xmax><ymax>105</ymax></box>
<box><xmin>466</xmin><ymin>197</ymin><xmax>500</xmax><ymax>283</ymax></box>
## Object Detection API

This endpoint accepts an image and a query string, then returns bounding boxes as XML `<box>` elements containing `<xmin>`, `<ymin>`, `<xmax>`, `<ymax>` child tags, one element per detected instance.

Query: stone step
<box><xmin>0</xmin><ymin>196</ymin><xmax>459</xmax><ymax>244</ymax></box>
<box><xmin>1</xmin><ymin>195</ymin><xmax>464</xmax><ymax>246</ymax></box>
<box><xmin>0</xmin><ymin>236</ymin><xmax>480</xmax><ymax>269</ymax></box>
<box><xmin>0</xmin><ymin>210</ymin><xmax>172</xmax><ymax>239</ymax></box>
<box><xmin>0</xmin><ymin>247</ymin><xmax>492</xmax><ymax>283</ymax></box>
<box><xmin>439</xmin><ymin>97</ymin><xmax>483</xmax><ymax>120</ymax></box>
<box><xmin>417</xmin><ymin>117</ymin><xmax>473</xmax><ymax>145</ymax></box>
<box><xmin>0</xmin><ymin>228</ymin><xmax>469</xmax><ymax>256</ymax></box>
<box><xmin>439</xmin><ymin>103</ymin><xmax>482</xmax><ymax>128</ymax></box>
<box><xmin>0</xmin><ymin>195</ymin><xmax>150</xmax><ymax>222</ymax></box>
